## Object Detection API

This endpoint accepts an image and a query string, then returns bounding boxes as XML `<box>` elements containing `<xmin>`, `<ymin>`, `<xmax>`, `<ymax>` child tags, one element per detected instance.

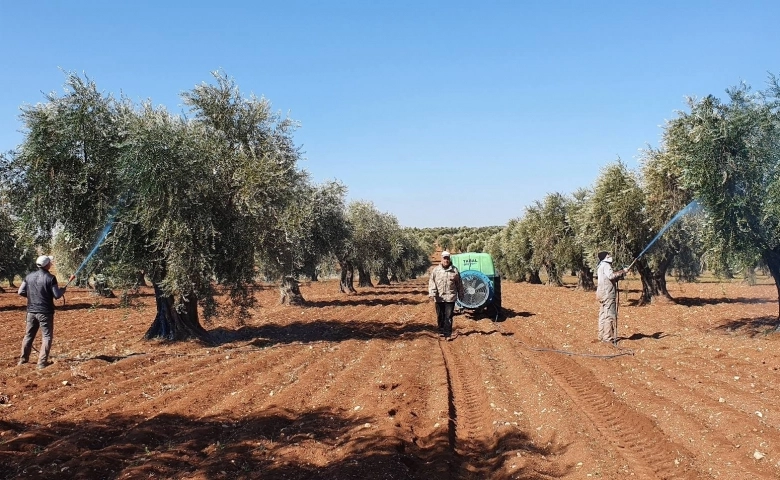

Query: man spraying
<box><xmin>596</xmin><ymin>251</ymin><xmax>628</xmax><ymax>344</ymax></box>
<box><xmin>18</xmin><ymin>255</ymin><xmax>75</xmax><ymax>369</ymax></box>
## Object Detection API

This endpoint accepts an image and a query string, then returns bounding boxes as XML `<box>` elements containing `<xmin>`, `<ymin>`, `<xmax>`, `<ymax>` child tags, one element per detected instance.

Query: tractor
<box><xmin>450</xmin><ymin>252</ymin><xmax>502</xmax><ymax>321</ymax></box>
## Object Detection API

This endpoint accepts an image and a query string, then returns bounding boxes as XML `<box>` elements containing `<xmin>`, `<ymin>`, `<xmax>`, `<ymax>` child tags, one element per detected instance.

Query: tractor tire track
<box><xmin>511</xmin><ymin>338</ymin><xmax>704</xmax><ymax>480</ymax></box>
<box><xmin>438</xmin><ymin>338</ymin><xmax>497</xmax><ymax>479</ymax></box>
<box><xmin>594</xmin><ymin>354</ymin><xmax>777</xmax><ymax>479</ymax></box>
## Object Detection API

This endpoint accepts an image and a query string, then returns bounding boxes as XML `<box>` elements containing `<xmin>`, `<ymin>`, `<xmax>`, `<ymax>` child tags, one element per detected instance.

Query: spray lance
<box><xmin>624</xmin><ymin>200</ymin><xmax>702</xmax><ymax>272</ymax></box>
<box><xmin>64</xmin><ymin>207</ymin><xmax>119</xmax><ymax>289</ymax></box>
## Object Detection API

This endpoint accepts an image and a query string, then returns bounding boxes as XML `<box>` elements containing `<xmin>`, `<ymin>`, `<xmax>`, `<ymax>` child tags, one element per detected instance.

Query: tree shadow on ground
<box><xmin>0</xmin><ymin>408</ymin><xmax>571</xmax><ymax>480</ymax></box>
<box><xmin>306</xmin><ymin>298</ymin><xmax>425</xmax><ymax>307</ymax></box>
<box><xmin>456</xmin><ymin>307</ymin><xmax>533</xmax><ymax>323</ymax></box>
<box><xmin>713</xmin><ymin>316</ymin><xmax>779</xmax><ymax>338</ymax></box>
<box><xmin>209</xmin><ymin>320</ymin><xmax>439</xmax><ymax>347</ymax></box>
<box><xmin>353</xmin><ymin>288</ymin><xmax>428</xmax><ymax>296</ymax></box>
<box><xmin>0</xmin><ymin>301</ymin><xmax>130</xmax><ymax>313</ymax></box>
<box><xmin>674</xmin><ymin>296</ymin><xmax>772</xmax><ymax>307</ymax></box>
<box><xmin>455</xmin><ymin>307</ymin><xmax>536</xmax><ymax>322</ymax></box>
<box><xmin>60</xmin><ymin>301</ymin><xmax>130</xmax><ymax>311</ymax></box>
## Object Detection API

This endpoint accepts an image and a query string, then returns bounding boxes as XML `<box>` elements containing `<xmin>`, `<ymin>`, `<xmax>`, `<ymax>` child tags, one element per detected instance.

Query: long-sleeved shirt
<box><xmin>596</xmin><ymin>261</ymin><xmax>624</xmax><ymax>301</ymax></box>
<box><xmin>428</xmin><ymin>264</ymin><xmax>464</xmax><ymax>303</ymax></box>
<box><xmin>18</xmin><ymin>268</ymin><xmax>66</xmax><ymax>314</ymax></box>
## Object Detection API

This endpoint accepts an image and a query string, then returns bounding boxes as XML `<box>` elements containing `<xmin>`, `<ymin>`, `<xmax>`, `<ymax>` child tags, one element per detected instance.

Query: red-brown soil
<box><xmin>1</xmin><ymin>275</ymin><xmax>779</xmax><ymax>479</ymax></box>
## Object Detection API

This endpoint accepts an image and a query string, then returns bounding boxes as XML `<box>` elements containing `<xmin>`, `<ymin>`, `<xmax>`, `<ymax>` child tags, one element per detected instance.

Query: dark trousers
<box><xmin>20</xmin><ymin>312</ymin><xmax>54</xmax><ymax>365</ymax></box>
<box><xmin>435</xmin><ymin>302</ymin><xmax>455</xmax><ymax>336</ymax></box>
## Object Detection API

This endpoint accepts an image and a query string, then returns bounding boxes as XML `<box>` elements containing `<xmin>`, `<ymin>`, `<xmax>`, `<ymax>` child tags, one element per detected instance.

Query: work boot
<box><xmin>36</xmin><ymin>362</ymin><xmax>50</xmax><ymax>370</ymax></box>
<box><xmin>17</xmin><ymin>359</ymin><xmax>28</xmax><ymax>366</ymax></box>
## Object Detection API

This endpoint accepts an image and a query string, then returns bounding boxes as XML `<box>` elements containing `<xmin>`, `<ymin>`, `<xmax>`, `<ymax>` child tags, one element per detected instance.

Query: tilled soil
<box><xmin>0</xmin><ymin>276</ymin><xmax>779</xmax><ymax>479</ymax></box>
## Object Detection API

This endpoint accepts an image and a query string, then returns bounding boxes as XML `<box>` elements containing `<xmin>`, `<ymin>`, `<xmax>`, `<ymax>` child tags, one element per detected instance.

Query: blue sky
<box><xmin>1</xmin><ymin>1</ymin><xmax>778</xmax><ymax>227</ymax></box>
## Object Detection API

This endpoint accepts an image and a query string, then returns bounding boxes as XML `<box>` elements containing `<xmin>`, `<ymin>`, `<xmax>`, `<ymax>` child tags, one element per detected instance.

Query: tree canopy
<box><xmin>670</xmin><ymin>79</ymin><xmax>780</xmax><ymax>316</ymax></box>
<box><xmin>2</xmin><ymin>72</ymin><xmax>329</xmax><ymax>341</ymax></box>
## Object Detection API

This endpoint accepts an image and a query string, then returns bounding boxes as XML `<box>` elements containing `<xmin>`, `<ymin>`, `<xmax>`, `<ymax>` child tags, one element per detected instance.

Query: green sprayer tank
<box><xmin>450</xmin><ymin>252</ymin><xmax>502</xmax><ymax>320</ymax></box>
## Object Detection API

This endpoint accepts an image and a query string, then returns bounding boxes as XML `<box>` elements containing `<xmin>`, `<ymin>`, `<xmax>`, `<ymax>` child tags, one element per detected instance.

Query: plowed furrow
<box><xmin>531</xmin><ymin>350</ymin><xmax>702</xmax><ymax>479</ymax></box>
<box><xmin>265</xmin><ymin>339</ymin><xmax>375</xmax><ymax>410</ymax></box>
<box><xmin>439</xmin><ymin>339</ymin><xmax>497</xmax><ymax>479</ymax></box>
<box><xmin>596</xmin><ymin>358</ymin><xmax>777</xmax><ymax>478</ymax></box>
<box><xmin>26</xmin><ymin>345</ymin><xmax>288</xmax><ymax>421</ymax></box>
<box><xmin>5</xmin><ymin>353</ymin><xmax>181</xmax><ymax>418</ymax></box>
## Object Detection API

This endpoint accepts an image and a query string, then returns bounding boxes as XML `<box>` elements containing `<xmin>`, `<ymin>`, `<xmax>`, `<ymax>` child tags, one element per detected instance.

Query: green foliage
<box><xmin>671</xmin><ymin>83</ymin><xmax>780</xmax><ymax>260</ymax></box>
<box><xmin>407</xmin><ymin>226</ymin><xmax>503</xmax><ymax>257</ymax></box>
<box><xmin>0</xmin><ymin>200</ymin><xmax>34</xmax><ymax>284</ymax></box>
<box><xmin>669</xmin><ymin>78</ymin><xmax>780</xmax><ymax>314</ymax></box>
<box><xmin>486</xmin><ymin>218</ymin><xmax>538</xmax><ymax>282</ymax></box>
<box><xmin>524</xmin><ymin>193</ymin><xmax>573</xmax><ymax>285</ymax></box>
<box><xmin>5</xmin><ymin>73</ymin><xmax>121</xmax><ymax>250</ymax></box>
<box><xmin>2</xmin><ymin>71</ymin><xmax>326</xmax><ymax>319</ymax></box>
<box><xmin>640</xmin><ymin>145</ymin><xmax>703</xmax><ymax>281</ymax></box>
<box><xmin>579</xmin><ymin>161</ymin><xmax>649</xmax><ymax>268</ymax></box>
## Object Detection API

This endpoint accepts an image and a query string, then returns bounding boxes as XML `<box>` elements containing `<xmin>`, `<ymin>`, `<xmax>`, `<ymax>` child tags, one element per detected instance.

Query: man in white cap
<box><xmin>596</xmin><ymin>251</ymin><xmax>627</xmax><ymax>344</ymax></box>
<box><xmin>428</xmin><ymin>251</ymin><xmax>464</xmax><ymax>340</ymax></box>
<box><xmin>18</xmin><ymin>255</ymin><xmax>74</xmax><ymax>369</ymax></box>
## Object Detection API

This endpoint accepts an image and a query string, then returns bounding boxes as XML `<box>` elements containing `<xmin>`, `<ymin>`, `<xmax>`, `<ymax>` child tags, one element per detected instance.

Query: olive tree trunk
<box><xmin>304</xmin><ymin>263</ymin><xmax>318</xmax><ymax>282</ymax></box>
<box><xmin>576</xmin><ymin>265</ymin><xmax>595</xmax><ymax>291</ymax></box>
<box><xmin>377</xmin><ymin>266</ymin><xmax>391</xmax><ymax>286</ymax></box>
<box><xmin>527</xmin><ymin>269</ymin><xmax>542</xmax><ymax>284</ymax></box>
<box><xmin>634</xmin><ymin>257</ymin><xmax>673</xmax><ymax>305</ymax></box>
<box><xmin>762</xmin><ymin>251</ymin><xmax>780</xmax><ymax>325</ymax></box>
<box><xmin>280</xmin><ymin>275</ymin><xmax>305</xmax><ymax>305</ymax></box>
<box><xmin>357</xmin><ymin>264</ymin><xmax>373</xmax><ymax>288</ymax></box>
<box><xmin>543</xmin><ymin>262</ymin><xmax>563</xmax><ymax>286</ymax></box>
<box><xmin>339</xmin><ymin>259</ymin><xmax>357</xmax><ymax>294</ymax></box>
<box><xmin>145</xmin><ymin>284</ymin><xmax>212</xmax><ymax>343</ymax></box>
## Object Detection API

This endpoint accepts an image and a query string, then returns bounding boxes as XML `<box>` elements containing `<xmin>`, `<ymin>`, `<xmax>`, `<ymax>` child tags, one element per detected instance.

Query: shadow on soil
<box><xmin>209</xmin><ymin>320</ymin><xmax>436</xmax><ymax>347</ymax></box>
<box><xmin>713</xmin><ymin>316</ymin><xmax>779</xmax><ymax>337</ymax></box>
<box><xmin>306</xmin><ymin>298</ymin><xmax>425</xmax><ymax>307</ymax></box>
<box><xmin>0</xmin><ymin>301</ymin><xmax>130</xmax><ymax>313</ymax></box>
<box><xmin>620</xmin><ymin>331</ymin><xmax>668</xmax><ymax>341</ymax></box>
<box><xmin>353</xmin><ymin>287</ymin><xmax>428</xmax><ymax>296</ymax></box>
<box><xmin>456</xmin><ymin>307</ymin><xmax>534</xmax><ymax>323</ymax></box>
<box><xmin>674</xmin><ymin>296</ymin><xmax>772</xmax><ymax>306</ymax></box>
<box><xmin>0</xmin><ymin>409</ymin><xmax>571</xmax><ymax>480</ymax></box>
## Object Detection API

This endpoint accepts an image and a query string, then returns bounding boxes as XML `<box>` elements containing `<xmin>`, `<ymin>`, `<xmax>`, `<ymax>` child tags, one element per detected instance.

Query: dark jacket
<box><xmin>18</xmin><ymin>269</ymin><xmax>66</xmax><ymax>314</ymax></box>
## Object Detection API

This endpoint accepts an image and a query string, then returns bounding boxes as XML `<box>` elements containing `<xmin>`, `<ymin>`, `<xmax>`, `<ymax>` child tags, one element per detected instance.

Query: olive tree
<box><xmin>0</xmin><ymin>201</ymin><xmax>34</xmax><ymax>288</ymax></box>
<box><xmin>344</xmin><ymin>201</ymin><xmax>396</xmax><ymax>288</ymax></box>
<box><xmin>671</xmin><ymin>79</ymin><xmax>780</xmax><ymax>319</ymax></box>
<box><xmin>524</xmin><ymin>193</ymin><xmax>573</xmax><ymax>286</ymax></box>
<box><xmin>487</xmin><ymin>217</ymin><xmax>541</xmax><ymax>284</ymax></box>
<box><xmin>2</xmin><ymin>74</ymin><xmax>122</xmax><ymax>288</ymax></box>
<box><xmin>4</xmin><ymin>72</ymin><xmax>310</xmax><ymax>342</ymax></box>
<box><xmin>639</xmin><ymin>144</ymin><xmax>703</xmax><ymax>293</ymax></box>
<box><xmin>563</xmin><ymin>189</ymin><xmax>596</xmax><ymax>290</ymax></box>
<box><xmin>580</xmin><ymin>161</ymin><xmax>666</xmax><ymax>304</ymax></box>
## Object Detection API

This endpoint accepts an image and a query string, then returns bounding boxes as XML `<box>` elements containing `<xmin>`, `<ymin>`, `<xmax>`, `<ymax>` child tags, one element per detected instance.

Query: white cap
<box><xmin>36</xmin><ymin>255</ymin><xmax>52</xmax><ymax>268</ymax></box>
<box><xmin>441</xmin><ymin>250</ymin><xmax>451</xmax><ymax>258</ymax></box>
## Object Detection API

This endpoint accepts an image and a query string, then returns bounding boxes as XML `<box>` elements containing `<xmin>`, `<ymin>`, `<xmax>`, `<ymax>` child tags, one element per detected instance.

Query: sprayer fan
<box><xmin>458</xmin><ymin>270</ymin><xmax>492</xmax><ymax>309</ymax></box>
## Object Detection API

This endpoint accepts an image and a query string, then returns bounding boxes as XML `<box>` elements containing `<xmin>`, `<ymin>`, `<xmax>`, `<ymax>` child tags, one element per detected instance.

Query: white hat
<box><xmin>441</xmin><ymin>250</ymin><xmax>451</xmax><ymax>258</ymax></box>
<box><xmin>36</xmin><ymin>255</ymin><xmax>52</xmax><ymax>268</ymax></box>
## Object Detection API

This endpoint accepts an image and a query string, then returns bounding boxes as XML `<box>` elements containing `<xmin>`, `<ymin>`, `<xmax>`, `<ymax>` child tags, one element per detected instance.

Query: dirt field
<box><xmin>1</xmin><ymin>274</ymin><xmax>779</xmax><ymax>479</ymax></box>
